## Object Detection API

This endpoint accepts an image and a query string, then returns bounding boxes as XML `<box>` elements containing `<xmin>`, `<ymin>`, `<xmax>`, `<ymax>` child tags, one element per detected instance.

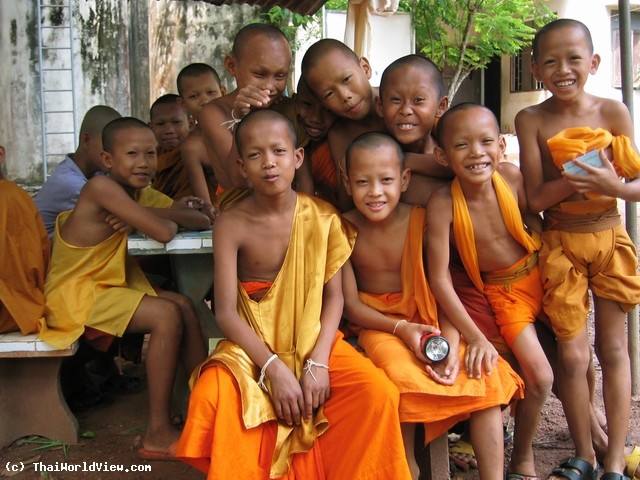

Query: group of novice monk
<box><xmin>2</xmin><ymin>15</ymin><xmax>640</xmax><ymax>480</ymax></box>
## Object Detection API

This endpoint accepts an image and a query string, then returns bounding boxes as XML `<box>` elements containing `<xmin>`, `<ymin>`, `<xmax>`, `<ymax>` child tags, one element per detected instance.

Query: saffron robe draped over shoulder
<box><xmin>184</xmin><ymin>194</ymin><xmax>360</xmax><ymax>478</ymax></box>
<box><xmin>39</xmin><ymin>187</ymin><xmax>173</xmax><ymax>349</ymax></box>
<box><xmin>547</xmin><ymin>126</ymin><xmax>640</xmax><ymax>199</ymax></box>
<box><xmin>0</xmin><ymin>179</ymin><xmax>50</xmax><ymax>334</ymax></box>
<box><xmin>357</xmin><ymin>207</ymin><xmax>524</xmax><ymax>443</ymax></box>
<box><xmin>451</xmin><ymin>172</ymin><xmax>541</xmax><ymax>292</ymax></box>
<box><xmin>152</xmin><ymin>147</ymin><xmax>218</xmax><ymax>202</ymax></box>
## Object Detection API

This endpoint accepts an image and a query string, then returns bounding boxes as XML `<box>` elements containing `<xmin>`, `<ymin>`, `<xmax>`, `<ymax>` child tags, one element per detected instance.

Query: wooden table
<box><xmin>128</xmin><ymin>230</ymin><xmax>220</xmax><ymax>341</ymax></box>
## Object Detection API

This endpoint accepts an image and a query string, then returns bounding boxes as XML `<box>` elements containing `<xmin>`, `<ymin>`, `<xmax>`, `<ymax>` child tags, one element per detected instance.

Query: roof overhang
<box><xmin>191</xmin><ymin>0</ymin><xmax>328</xmax><ymax>16</ymax></box>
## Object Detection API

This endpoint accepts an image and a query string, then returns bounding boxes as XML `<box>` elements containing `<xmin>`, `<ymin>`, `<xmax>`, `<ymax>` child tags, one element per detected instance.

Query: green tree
<box><xmin>410</xmin><ymin>0</ymin><xmax>554</xmax><ymax>99</ymax></box>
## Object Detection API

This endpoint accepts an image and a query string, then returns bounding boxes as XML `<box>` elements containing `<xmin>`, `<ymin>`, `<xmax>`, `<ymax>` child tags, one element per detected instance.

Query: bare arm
<box><xmin>213</xmin><ymin>213</ymin><xmax>304</xmax><ymax>426</ymax></box>
<box><xmin>180</xmin><ymin>136</ymin><xmax>215</xmax><ymax>207</ymax></box>
<box><xmin>405</xmin><ymin>152</ymin><xmax>454</xmax><ymax>179</ymax></box>
<box><xmin>147</xmin><ymin>202</ymin><xmax>210</xmax><ymax>231</ymax></box>
<box><xmin>514</xmin><ymin>108</ymin><xmax>575</xmax><ymax>213</ymax></box>
<box><xmin>498</xmin><ymin>162</ymin><xmax>542</xmax><ymax>233</ymax></box>
<box><xmin>425</xmin><ymin>189</ymin><xmax>498</xmax><ymax>378</ymax></box>
<box><xmin>84</xmin><ymin>176</ymin><xmax>177</xmax><ymax>243</ymax></box>
<box><xmin>199</xmin><ymin>102</ymin><xmax>247</xmax><ymax>190</ymax></box>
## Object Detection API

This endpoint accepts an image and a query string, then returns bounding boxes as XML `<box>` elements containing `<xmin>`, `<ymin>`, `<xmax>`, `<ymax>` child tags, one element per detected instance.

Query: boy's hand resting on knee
<box><xmin>426</xmin><ymin>353</ymin><xmax>459</xmax><ymax>386</ymax></box>
<box><xmin>300</xmin><ymin>362</ymin><xmax>330</xmax><ymax>421</ymax></box>
<box><xmin>267</xmin><ymin>359</ymin><xmax>305</xmax><ymax>426</ymax></box>
<box><xmin>463</xmin><ymin>336</ymin><xmax>498</xmax><ymax>379</ymax></box>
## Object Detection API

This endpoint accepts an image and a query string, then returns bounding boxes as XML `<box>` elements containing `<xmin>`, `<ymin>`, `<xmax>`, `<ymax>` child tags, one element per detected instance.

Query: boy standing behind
<box><xmin>301</xmin><ymin>41</ymin><xmax>451</xmax><ymax>210</ymax></box>
<box><xmin>198</xmin><ymin>24</ymin><xmax>310</xmax><ymax>194</ymax></box>
<box><xmin>0</xmin><ymin>145</ymin><xmax>50</xmax><ymax>335</ymax></box>
<box><xmin>341</xmin><ymin>132</ymin><xmax>524</xmax><ymax>480</ymax></box>
<box><xmin>426</xmin><ymin>104</ymin><xmax>553</xmax><ymax>480</ymax></box>
<box><xmin>40</xmin><ymin>118</ymin><xmax>209</xmax><ymax>459</ymax></box>
<box><xmin>375</xmin><ymin>54</ymin><xmax>452</xmax><ymax>206</ymax></box>
<box><xmin>35</xmin><ymin>105</ymin><xmax>121</xmax><ymax>236</ymax></box>
<box><xmin>177</xmin><ymin>110</ymin><xmax>411</xmax><ymax>479</ymax></box>
<box><xmin>177</xmin><ymin>63</ymin><xmax>226</xmax><ymax>222</ymax></box>
<box><xmin>516</xmin><ymin>19</ymin><xmax>640</xmax><ymax>479</ymax></box>
<box><xmin>149</xmin><ymin>94</ymin><xmax>196</xmax><ymax>200</ymax></box>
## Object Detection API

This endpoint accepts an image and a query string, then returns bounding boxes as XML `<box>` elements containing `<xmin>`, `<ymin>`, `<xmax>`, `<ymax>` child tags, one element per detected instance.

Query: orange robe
<box><xmin>152</xmin><ymin>147</ymin><xmax>218</xmax><ymax>202</ymax></box>
<box><xmin>177</xmin><ymin>194</ymin><xmax>411</xmax><ymax>479</ymax></box>
<box><xmin>39</xmin><ymin>187</ymin><xmax>173</xmax><ymax>350</ymax></box>
<box><xmin>451</xmin><ymin>172</ymin><xmax>543</xmax><ymax>347</ymax></box>
<box><xmin>0</xmin><ymin>179</ymin><xmax>50</xmax><ymax>334</ymax></box>
<box><xmin>547</xmin><ymin>126</ymin><xmax>640</xmax><ymax>199</ymax></box>
<box><xmin>310</xmin><ymin>141</ymin><xmax>339</xmax><ymax>204</ymax></box>
<box><xmin>357</xmin><ymin>207</ymin><xmax>524</xmax><ymax>443</ymax></box>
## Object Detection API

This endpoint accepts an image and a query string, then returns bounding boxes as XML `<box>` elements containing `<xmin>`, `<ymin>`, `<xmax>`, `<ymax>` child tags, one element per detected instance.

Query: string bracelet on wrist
<box><xmin>257</xmin><ymin>353</ymin><xmax>278</xmax><ymax>392</ymax></box>
<box><xmin>392</xmin><ymin>319</ymin><xmax>408</xmax><ymax>336</ymax></box>
<box><xmin>220</xmin><ymin>108</ymin><xmax>243</xmax><ymax>131</ymax></box>
<box><xmin>303</xmin><ymin>358</ymin><xmax>329</xmax><ymax>382</ymax></box>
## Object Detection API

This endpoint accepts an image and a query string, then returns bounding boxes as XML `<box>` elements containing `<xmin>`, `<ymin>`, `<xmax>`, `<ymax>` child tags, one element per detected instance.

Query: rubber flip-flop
<box><xmin>138</xmin><ymin>442</ymin><xmax>179</xmax><ymax>462</ymax></box>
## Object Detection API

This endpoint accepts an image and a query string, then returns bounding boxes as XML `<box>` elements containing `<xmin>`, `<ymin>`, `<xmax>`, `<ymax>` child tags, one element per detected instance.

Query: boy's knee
<box><xmin>357</xmin><ymin>370</ymin><xmax>400</xmax><ymax>410</ymax></box>
<box><xmin>156</xmin><ymin>300</ymin><xmax>184</xmax><ymax>334</ymax></box>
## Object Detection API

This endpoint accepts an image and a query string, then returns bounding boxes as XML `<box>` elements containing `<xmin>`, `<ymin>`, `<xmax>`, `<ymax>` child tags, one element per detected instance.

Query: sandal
<box><xmin>548</xmin><ymin>457</ymin><xmax>597</xmax><ymax>480</ymax></box>
<box><xmin>600</xmin><ymin>474</ymin><xmax>630</xmax><ymax>480</ymax></box>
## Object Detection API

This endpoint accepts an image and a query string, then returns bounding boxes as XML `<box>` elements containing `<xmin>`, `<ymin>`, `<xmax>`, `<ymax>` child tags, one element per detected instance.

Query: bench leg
<box><xmin>416</xmin><ymin>427</ymin><xmax>450</xmax><ymax>480</ymax></box>
<box><xmin>0</xmin><ymin>357</ymin><xmax>79</xmax><ymax>447</ymax></box>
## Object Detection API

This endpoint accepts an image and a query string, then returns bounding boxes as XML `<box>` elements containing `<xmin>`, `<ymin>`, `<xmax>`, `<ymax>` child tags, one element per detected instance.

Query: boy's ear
<box><xmin>220</xmin><ymin>84</ymin><xmax>227</xmax><ymax>96</ymax></box>
<box><xmin>100</xmin><ymin>150</ymin><xmax>112</xmax><ymax>171</ymax></box>
<box><xmin>224</xmin><ymin>55</ymin><xmax>236</xmax><ymax>77</ymax></box>
<box><xmin>530</xmin><ymin>61</ymin><xmax>542</xmax><ymax>82</ymax></box>
<box><xmin>374</xmin><ymin>95</ymin><xmax>384</xmax><ymax>118</ymax></box>
<box><xmin>341</xmin><ymin>170</ymin><xmax>352</xmax><ymax>196</ymax></box>
<box><xmin>237</xmin><ymin>157</ymin><xmax>247</xmax><ymax>178</ymax></box>
<box><xmin>0</xmin><ymin>145</ymin><xmax>5</xmax><ymax>165</ymax></box>
<box><xmin>400</xmin><ymin>167</ymin><xmax>411</xmax><ymax>193</ymax></box>
<box><xmin>294</xmin><ymin>146</ymin><xmax>304</xmax><ymax>170</ymax></box>
<box><xmin>359</xmin><ymin>57</ymin><xmax>372</xmax><ymax>80</ymax></box>
<box><xmin>436</xmin><ymin>96</ymin><xmax>450</xmax><ymax>119</ymax></box>
<box><xmin>590</xmin><ymin>53</ymin><xmax>601</xmax><ymax>75</ymax></box>
<box><xmin>433</xmin><ymin>146</ymin><xmax>449</xmax><ymax>168</ymax></box>
<box><xmin>499</xmin><ymin>134</ymin><xmax>507</xmax><ymax>154</ymax></box>
<box><xmin>79</xmin><ymin>132</ymin><xmax>92</xmax><ymax>149</ymax></box>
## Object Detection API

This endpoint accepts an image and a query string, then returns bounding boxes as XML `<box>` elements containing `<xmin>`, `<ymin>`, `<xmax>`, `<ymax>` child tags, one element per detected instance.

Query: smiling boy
<box><xmin>426</xmin><ymin>103</ymin><xmax>552</xmax><ymax>480</ymax></box>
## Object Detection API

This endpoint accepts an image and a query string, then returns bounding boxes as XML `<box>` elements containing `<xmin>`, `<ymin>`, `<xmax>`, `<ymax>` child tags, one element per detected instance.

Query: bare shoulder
<box><xmin>497</xmin><ymin>161</ymin><xmax>523</xmax><ymax>183</ymax></box>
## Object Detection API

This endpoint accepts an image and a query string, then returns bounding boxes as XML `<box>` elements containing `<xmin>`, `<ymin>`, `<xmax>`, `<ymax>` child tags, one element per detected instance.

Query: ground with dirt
<box><xmin>1</xmin><ymin>350</ymin><xmax>638</xmax><ymax>480</ymax></box>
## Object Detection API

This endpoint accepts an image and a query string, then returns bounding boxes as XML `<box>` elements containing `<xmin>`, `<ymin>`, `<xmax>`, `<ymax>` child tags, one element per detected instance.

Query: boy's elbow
<box><xmin>155</xmin><ymin>223</ymin><xmax>178</xmax><ymax>243</ymax></box>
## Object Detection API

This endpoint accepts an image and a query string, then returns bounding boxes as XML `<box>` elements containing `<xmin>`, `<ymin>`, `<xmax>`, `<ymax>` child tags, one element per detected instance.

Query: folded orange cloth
<box><xmin>547</xmin><ymin>127</ymin><xmax>640</xmax><ymax>199</ymax></box>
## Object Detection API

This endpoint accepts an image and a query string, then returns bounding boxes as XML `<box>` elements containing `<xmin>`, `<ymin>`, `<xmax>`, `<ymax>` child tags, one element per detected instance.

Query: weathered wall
<box><xmin>0</xmin><ymin>3</ymin><xmax>41</xmax><ymax>183</ymax></box>
<box><xmin>148</xmin><ymin>1</ymin><xmax>260</xmax><ymax>112</ymax></box>
<box><xmin>1</xmin><ymin>1</ymin><xmax>259</xmax><ymax>184</ymax></box>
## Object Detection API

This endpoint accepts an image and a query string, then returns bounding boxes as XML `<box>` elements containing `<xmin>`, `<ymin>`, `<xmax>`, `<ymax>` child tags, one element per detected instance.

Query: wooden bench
<box><xmin>0</xmin><ymin>332</ymin><xmax>79</xmax><ymax>447</ymax></box>
<box><xmin>416</xmin><ymin>428</ymin><xmax>450</xmax><ymax>480</ymax></box>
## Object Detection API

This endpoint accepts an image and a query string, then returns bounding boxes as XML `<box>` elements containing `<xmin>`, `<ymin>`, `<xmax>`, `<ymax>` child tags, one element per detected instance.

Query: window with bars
<box><xmin>510</xmin><ymin>46</ymin><xmax>544</xmax><ymax>92</ymax></box>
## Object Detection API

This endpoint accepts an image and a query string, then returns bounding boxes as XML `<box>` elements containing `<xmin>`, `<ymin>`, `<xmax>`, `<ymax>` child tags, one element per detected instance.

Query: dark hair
<box><xmin>301</xmin><ymin>38</ymin><xmax>360</xmax><ymax>79</ymax></box>
<box><xmin>532</xmin><ymin>18</ymin><xmax>593</xmax><ymax>60</ymax></box>
<box><xmin>379</xmin><ymin>54</ymin><xmax>444</xmax><ymax>99</ymax></box>
<box><xmin>232</xmin><ymin>23</ymin><xmax>289</xmax><ymax>59</ymax></box>
<box><xmin>435</xmin><ymin>102</ymin><xmax>499</xmax><ymax>146</ymax></box>
<box><xmin>102</xmin><ymin>117</ymin><xmax>152</xmax><ymax>153</ymax></box>
<box><xmin>234</xmin><ymin>110</ymin><xmax>297</xmax><ymax>156</ymax></box>
<box><xmin>345</xmin><ymin>132</ymin><xmax>405</xmax><ymax>174</ymax></box>
<box><xmin>176</xmin><ymin>63</ymin><xmax>222</xmax><ymax>95</ymax></box>
<box><xmin>149</xmin><ymin>94</ymin><xmax>182</xmax><ymax>119</ymax></box>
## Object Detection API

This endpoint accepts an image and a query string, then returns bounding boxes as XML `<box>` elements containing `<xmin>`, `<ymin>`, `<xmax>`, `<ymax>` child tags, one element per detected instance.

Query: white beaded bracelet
<box><xmin>257</xmin><ymin>353</ymin><xmax>278</xmax><ymax>392</ymax></box>
<box><xmin>303</xmin><ymin>358</ymin><xmax>329</xmax><ymax>382</ymax></box>
<box><xmin>392</xmin><ymin>319</ymin><xmax>407</xmax><ymax>335</ymax></box>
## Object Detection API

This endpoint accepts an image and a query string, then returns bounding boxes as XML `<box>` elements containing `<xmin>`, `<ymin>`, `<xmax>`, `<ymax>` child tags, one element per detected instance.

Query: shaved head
<box><xmin>380</xmin><ymin>54</ymin><xmax>444</xmax><ymax>98</ymax></box>
<box><xmin>79</xmin><ymin>105</ymin><xmax>121</xmax><ymax>138</ymax></box>
<box><xmin>301</xmin><ymin>38</ymin><xmax>360</xmax><ymax>78</ymax></box>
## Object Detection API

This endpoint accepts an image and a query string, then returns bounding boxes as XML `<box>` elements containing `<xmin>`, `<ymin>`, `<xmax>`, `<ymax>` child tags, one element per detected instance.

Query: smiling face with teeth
<box><xmin>531</xmin><ymin>22</ymin><xmax>600</xmax><ymax>101</ymax></box>
<box><xmin>376</xmin><ymin>61</ymin><xmax>449</xmax><ymax>153</ymax></box>
<box><xmin>434</xmin><ymin>104</ymin><xmax>505</xmax><ymax>186</ymax></box>
<box><xmin>344</xmin><ymin>133</ymin><xmax>410</xmax><ymax>223</ymax></box>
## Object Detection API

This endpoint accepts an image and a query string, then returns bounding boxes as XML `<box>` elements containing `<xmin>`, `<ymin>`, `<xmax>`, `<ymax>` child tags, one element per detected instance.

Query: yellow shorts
<box><xmin>539</xmin><ymin>224</ymin><xmax>640</xmax><ymax>341</ymax></box>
